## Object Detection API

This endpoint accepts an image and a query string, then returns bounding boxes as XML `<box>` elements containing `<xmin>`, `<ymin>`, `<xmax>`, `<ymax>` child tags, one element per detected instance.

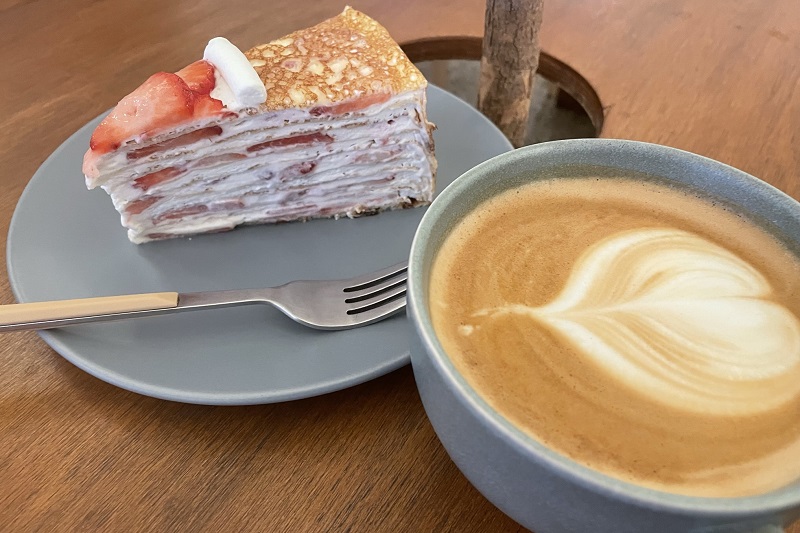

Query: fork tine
<box><xmin>343</xmin><ymin>261</ymin><xmax>408</xmax><ymax>293</ymax></box>
<box><xmin>345</xmin><ymin>292</ymin><xmax>407</xmax><ymax>326</ymax></box>
<box><xmin>344</xmin><ymin>273</ymin><xmax>407</xmax><ymax>303</ymax></box>
<box><xmin>346</xmin><ymin>283</ymin><xmax>406</xmax><ymax>312</ymax></box>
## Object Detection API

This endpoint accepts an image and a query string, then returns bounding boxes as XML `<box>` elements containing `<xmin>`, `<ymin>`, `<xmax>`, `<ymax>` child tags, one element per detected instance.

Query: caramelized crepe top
<box><xmin>245</xmin><ymin>6</ymin><xmax>426</xmax><ymax>111</ymax></box>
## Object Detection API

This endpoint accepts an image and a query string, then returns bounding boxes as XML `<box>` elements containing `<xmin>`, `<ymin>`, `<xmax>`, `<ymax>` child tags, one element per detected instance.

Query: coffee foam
<box><xmin>473</xmin><ymin>227</ymin><xmax>800</xmax><ymax>416</ymax></box>
<box><xmin>430</xmin><ymin>177</ymin><xmax>800</xmax><ymax>497</ymax></box>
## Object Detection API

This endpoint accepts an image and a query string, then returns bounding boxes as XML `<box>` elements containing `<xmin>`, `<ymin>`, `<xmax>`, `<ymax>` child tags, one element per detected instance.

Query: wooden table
<box><xmin>2</xmin><ymin>1</ymin><xmax>798</xmax><ymax>530</ymax></box>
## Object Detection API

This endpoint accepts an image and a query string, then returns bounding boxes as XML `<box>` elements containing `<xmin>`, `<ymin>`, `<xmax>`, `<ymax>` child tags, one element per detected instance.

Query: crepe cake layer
<box><xmin>83</xmin><ymin>7</ymin><xmax>437</xmax><ymax>244</ymax></box>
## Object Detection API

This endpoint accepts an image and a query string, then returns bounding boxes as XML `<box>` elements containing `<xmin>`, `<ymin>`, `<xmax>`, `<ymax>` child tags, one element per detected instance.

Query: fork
<box><xmin>0</xmin><ymin>262</ymin><xmax>408</xmax><ymax>332</ymax></box>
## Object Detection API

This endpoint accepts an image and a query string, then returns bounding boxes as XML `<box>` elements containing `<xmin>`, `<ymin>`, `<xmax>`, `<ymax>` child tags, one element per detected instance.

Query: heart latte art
<box><xmin>430</xmin><ymin>177</ymin><xmax>800</xmax><ymax>497</ymax></box>
<box><xmin>472</xmin><ymin>228</ymin><xmax>800</xmax><ymax>416</ymax></box>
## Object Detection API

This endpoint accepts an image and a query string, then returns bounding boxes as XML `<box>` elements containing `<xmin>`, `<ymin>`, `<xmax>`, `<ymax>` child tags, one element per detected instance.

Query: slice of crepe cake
<box><xmin>83</xmin><ymin>7</ymin><xmax>436</xmax><ymax>243</ymax></box>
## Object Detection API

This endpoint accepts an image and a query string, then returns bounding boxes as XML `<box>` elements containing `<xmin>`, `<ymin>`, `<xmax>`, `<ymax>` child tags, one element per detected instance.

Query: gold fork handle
<box><xmin>0</xmin><ymin>293</ymin><xmax>179</xmax><ymax>331</ymax></box>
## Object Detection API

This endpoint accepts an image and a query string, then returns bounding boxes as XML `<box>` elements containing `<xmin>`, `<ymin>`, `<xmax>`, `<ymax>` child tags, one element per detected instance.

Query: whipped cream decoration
<box><xmin>203</xmin><ymin>37</ymin><xmax>267</xmax><ymax>110</ymax></box>
<box><xmin>474</xmin><ymin>228</ymin><xmax>800</xmax><ymax>415</ymax></box>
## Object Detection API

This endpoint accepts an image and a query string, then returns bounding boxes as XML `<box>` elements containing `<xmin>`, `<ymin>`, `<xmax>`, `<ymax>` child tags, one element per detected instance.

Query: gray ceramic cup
<box><xmin>406</xmin><ymin>139</ymin><xmax>800</xmax><ymax>533</ymax></box>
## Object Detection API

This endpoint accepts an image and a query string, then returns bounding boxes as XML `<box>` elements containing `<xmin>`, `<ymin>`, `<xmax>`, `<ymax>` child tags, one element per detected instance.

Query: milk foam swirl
<box><xmin>475</xmin><ymin>228</ymin><xmax>800</xmax><ymax>415</ymax></box>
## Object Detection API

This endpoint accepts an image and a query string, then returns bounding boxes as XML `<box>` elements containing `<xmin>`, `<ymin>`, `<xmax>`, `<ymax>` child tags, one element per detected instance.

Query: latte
<box><xmin>429</xmin><ymin>177</ymin><xmax>800</xmax><ymax>497</ymax></box>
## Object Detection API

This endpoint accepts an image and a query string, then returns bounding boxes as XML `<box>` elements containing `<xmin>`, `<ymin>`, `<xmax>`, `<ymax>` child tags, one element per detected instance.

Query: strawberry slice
<box><xmin>193</xmin><ymin>93</ymin><xmax>224</xmax><ymax>118</ymax></box>
<box><xmin>176</xmin><ymin>60</ymin><xmax>216</xmax><ymax>95</ymax></box>
<box><xmin>127</xmin><ymin>126</ymin><xmax>223</xmax><ymax>160</ymax></box>
<box><xmin>156</xmin><ymin>204</ymin><xmax>209</xmax><ymax>222</ymax></box>
<box><xmin>89</xmin><ymin>61</ymin><xmax>226</xmax><ymax>156</ymax></box>
<box><xmin>90</xmin><ymin>72</ymin><xmax>194</xmax><ymax>154</ymax></box>
<box><xmin>247</xmin><ymin>132</ymin><xmax>333</xmax><ymax>153</ymax></box>
<box><xmin>133</xmin><ymin>167</ymin><xmax>186</xmax><ymax>191</ymax></box>
<box><xmin>194</xmin><ymin>153</ymin><xmax>247</xmax><ymax>167</ymax></box>
<box><xmin>310</xmin><ymin>92</ymin><xmax>391</xmax><ymax>116</ymax></box>
<box><xmin>125</xmin><ymin>196</ymin><xmax>161</xmax><ymax>215</ymax></box>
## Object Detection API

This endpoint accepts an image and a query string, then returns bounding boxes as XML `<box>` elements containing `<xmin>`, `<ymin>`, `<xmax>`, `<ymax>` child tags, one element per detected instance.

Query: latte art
<box><xmin>430</xmin><ymin>177</ymin><xmax>800</xmax><ymax>497</ymax></box>
<box><xmin>473</xmin><ymin>228</ymin><xmax>800</xmax><ymax>415</ymax></box>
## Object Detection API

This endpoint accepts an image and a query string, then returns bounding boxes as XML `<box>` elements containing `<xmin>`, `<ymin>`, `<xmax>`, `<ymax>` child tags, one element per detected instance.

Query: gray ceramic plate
<box><xmin>6</xmin><ymin>84</ymin><xmax>512</xmax><ymax>405</ymax></box>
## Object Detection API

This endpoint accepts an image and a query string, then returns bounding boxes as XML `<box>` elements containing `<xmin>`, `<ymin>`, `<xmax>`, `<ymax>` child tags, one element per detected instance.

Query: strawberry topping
<box><xmin>127</xmin><ymin>126</ymin><xmax>223</xmax><ymax>160</ymax></box>
<box><xmin>89</xmin><ymin>61</ymin><xmax>225</xmax><ymax>155</ymax></box>
<box><xmin>193</xmin><ymin>94</ymin><xmax>225</xmax><ymax>118</ymax></box>
<box><xmin>175</xmin><ymin>60</ymin><xmax>216</xmax><ymax>94</ymax></box>
<box><xmin>90</xmin><ymin>73</ymin><xmax>194</xmax><ymax>154</ymax></box>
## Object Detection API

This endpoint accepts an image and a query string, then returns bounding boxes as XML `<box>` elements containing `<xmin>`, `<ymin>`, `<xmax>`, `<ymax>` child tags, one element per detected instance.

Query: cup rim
<box><xmin>407</xmin><ymin>138</ymin><xmax>800</xmax><ymax>516</ymax></box>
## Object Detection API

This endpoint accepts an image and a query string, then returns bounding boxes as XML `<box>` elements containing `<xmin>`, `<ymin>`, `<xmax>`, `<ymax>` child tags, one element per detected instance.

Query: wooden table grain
<box><xmin>1</xmin><ymin>1</ymin><xmax>798</xmax><ymax>531</ymax></box>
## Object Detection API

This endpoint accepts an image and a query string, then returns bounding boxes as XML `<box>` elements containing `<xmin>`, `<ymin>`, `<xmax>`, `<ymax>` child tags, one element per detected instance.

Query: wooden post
<box><xmin>478</xmin><ymin>0</ymin><xmax>544</xmax><ymax>147</ymax></box>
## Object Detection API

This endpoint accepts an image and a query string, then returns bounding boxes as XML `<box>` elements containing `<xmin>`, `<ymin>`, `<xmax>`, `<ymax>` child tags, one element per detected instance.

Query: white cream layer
<box><xmin>203</xmin><ymin>37</ymin><xmax>267</xmax><ymax>111</ymax></box>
